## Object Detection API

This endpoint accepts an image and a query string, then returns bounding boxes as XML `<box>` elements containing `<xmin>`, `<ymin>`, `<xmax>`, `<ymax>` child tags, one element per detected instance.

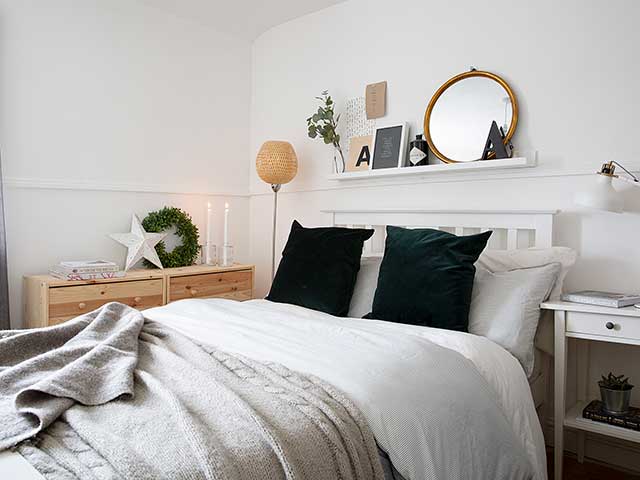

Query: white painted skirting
<box><xmin>3</xmin><ymin>177</ymin><xmax>250</xmax><ymax>197</ymax></box>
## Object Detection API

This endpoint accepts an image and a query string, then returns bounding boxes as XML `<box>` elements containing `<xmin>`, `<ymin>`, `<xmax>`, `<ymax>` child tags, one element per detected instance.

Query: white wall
<box><xmin>250</xmin><ymin>0</ymin><xmax>640</xmax><ymax>467</ymax></box>
<box><xmin>251</xmin><ymin>0</ymin><xmax>640</xmax><ymax>295</ymax></box>
<box><xmin>0</xmin><ymin>0</ymin><xmax>252</xmax><ymax>327</ymax></box>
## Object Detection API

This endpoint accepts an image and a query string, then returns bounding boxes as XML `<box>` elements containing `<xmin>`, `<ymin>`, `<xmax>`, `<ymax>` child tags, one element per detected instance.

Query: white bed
<box><xmin>2</xmin><ymin>209</ymin><xmax>559</xmax><ymax>479</ymax></box>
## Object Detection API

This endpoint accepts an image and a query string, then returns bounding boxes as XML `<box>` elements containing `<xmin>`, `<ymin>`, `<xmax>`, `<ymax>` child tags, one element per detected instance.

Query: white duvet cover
<box><xmin>145</xmin><ymin>298</ymin><xmax>547</xmax><ymax>480</ymax></box>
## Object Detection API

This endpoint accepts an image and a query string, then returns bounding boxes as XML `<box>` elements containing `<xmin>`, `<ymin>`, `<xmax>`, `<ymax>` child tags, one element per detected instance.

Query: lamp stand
<box><xmin>270</xmin><ymin>184</ymin><xmax>281</xmax><ymax>279</ymax></box>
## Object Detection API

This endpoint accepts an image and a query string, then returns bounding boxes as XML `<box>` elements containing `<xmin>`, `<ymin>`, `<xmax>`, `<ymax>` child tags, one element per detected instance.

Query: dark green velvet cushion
<box><xmin>366</xmin><ymin>226</ymin><xmax>492</xmax><ymax>331</ymax></box>
<box><xmin>267</xmin><ymin>221</ymin><xmax>374</xmax><ymax>316</ymax></box>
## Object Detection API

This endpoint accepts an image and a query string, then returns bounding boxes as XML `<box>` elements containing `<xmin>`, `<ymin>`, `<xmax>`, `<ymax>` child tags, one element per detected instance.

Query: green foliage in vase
<box><xmin>306</xmin><ymin>91</ymin><xmax>345</xmax><ymax>171</ymax></box>
<box><xmin>599</xmin><ymin>372</ymin><xmax>634</xmax><ymax>391</ymax></box>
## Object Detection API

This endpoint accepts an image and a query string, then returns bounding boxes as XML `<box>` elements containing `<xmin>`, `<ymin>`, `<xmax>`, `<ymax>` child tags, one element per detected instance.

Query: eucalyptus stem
<box><xmin>306</xmin><ymin>90</ymin><xmax>343</xmax><ymax>172</ymax></box>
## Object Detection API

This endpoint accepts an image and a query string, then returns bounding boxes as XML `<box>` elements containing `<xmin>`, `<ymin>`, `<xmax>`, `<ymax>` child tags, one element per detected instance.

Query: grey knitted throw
<box><xmin>0</xmin><ymin>302</ymin><xmax>383</xmax><ymax>480</ymax></box>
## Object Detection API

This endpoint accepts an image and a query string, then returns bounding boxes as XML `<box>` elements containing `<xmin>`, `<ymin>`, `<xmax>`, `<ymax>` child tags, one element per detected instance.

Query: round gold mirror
<box><xmin>424</xmin><ymin>70</ymin><xmax>518</xmax><ymax>164</ymax></box>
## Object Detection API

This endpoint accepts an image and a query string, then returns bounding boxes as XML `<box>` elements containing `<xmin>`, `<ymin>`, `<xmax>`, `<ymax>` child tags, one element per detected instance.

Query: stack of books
<box><xmin>562</xmin><ymin>290</ymin><xmax>640</xmax><ymax>308</ymax></box>
<box><xmin>583</xmin><ymin>400</ymin><xmax>640</xmax><ymax>431</ymax></box>
<box><xmin>50</xmin><ymin>260</ymin><xmax>125</xmax><ymax>281</ymax></box>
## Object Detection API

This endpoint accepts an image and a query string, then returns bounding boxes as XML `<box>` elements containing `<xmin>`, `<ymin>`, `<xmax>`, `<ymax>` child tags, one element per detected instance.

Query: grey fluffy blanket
<box><xmin>0</xmin><ymin>302</ymin><xmax>383</xmax><ymax>480</ymax></box>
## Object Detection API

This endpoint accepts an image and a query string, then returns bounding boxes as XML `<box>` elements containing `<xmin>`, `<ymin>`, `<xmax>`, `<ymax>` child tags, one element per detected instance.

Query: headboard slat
<box><xmin>507</xmin><ymin>229</ymin><xmax>518</xmax><ymax>250</ymax></box>
<box><xmin>323</xmin><ymin>209</ymin><xmax>557</xmax><ymax>254</ymax></box>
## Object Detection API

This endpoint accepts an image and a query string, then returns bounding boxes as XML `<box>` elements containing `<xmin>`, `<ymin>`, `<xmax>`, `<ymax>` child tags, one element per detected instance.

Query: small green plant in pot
<box><xmin>599</xmin><ymin>372</ymin><xmax>634</xmax><ymax>414</ymax></box>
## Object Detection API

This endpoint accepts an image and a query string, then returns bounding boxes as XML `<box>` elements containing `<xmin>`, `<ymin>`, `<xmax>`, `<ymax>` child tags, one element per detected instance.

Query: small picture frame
<box><xmin>371</xmin><ymin>123</ymin><xmax>408</xmax><ymax>170</ymax></box>
<box><xmin>346</xmin><ymin>135</ymin><xmax>373</xmax><ymax>172</ymax></box>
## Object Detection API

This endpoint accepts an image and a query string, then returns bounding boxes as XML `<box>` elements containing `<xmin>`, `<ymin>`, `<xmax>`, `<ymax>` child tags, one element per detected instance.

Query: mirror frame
<box><xmin>423</xmin><ymin>70</ymin><xmax>518</xmax><ymax>164</ymax></box>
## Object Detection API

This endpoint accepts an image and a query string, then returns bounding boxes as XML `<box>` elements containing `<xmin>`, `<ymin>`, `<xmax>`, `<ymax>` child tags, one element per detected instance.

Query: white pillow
<box><xmin>477</xmin><ymin>247</ymin><xmax>577</xmax><ymax>300</ymax></box>
<box><xmin>348</xmin><ymin>256</ymin><xmax>382</xmax><ymax>318</ymax></box>
<box><xmin>476</xmin><ymin>247</ymin><xmax>577</xmax><ymax>356</ymax></box>
<box><xmin>468</xmin><ymin>263</ymin><xmax>561</xmax><ymax>377</ymax></box>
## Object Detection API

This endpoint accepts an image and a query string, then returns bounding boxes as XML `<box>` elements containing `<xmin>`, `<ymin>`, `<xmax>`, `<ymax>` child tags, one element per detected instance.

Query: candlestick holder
<box><xmin>220</xmin><ymin>244</ymin><xmax>234</xmax><ymax>267</ymax></box>
<box><xmin>204</xmin><ymin>243</ymin><xmax>218</xmax><ymax>266</ymax></box>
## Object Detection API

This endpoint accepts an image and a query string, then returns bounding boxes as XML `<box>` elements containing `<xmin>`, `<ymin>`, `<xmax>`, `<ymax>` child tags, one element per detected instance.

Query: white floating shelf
<box><xmin>564</xmin><ymin>401</ymin><xmax>640</xmax><ymax>444</ymax></box>
<box><xmin>327</xmin><ymin>156</ymin><xmax>536</xmax><ymax>181</ymax></box>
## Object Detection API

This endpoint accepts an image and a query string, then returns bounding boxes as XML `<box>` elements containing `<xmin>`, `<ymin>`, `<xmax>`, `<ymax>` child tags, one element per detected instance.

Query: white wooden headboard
<box><xmin>323</xmin><ymin>209</ymin><xmax>558</xmax><ymax>255</ymax></box>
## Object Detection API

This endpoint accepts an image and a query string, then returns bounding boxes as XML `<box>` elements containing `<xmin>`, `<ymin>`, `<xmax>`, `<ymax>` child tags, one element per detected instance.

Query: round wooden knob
<box><xmin>190</xmin><ymin>289</ymin><xmax>198</xmax><ymax>296</ymax></box>
<box><xmin>606</xmin><ymin>322</ymin><xmax>615</xmax><ymax>330</ymax></box>
<box><xmin>134</xmin><ymin>296</ymin><xmax>142</xmax><ymax>304</ymax></box>
<box><xmin>78</xmin><ymin>302</ymin><xmax>86</xmax><ymax>310</ymax></box>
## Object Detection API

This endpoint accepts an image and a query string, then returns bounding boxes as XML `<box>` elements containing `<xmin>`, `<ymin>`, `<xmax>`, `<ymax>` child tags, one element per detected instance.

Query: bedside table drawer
<box><xmin>168</xmin><ymin>270</ymin><xmax>253</xmax><ymax>302</ymax></box>
<box><xmin>49</xmin><ymin>279</ymin><xmax>164</xmax><ymax>324</ymax></box>
<box><xmin>566</xmin><ymin>311</ymin><xmax>640</xmax><ymax>341</ymax></box>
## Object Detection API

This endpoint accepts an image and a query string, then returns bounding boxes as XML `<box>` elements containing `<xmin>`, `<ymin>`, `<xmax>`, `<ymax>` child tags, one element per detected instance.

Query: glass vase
<box><xmin>220</xmin><ymin>245</ymin><xmax>234</xmax><ymax>267</ymax></box>
<box><xmin>204</xmin><ymin>243</ymin><xmax>217</xmax><ymax>266</ymax></box>
<box><xmin>333</xmin><ymin>146</ymin><xmax>345</xmax><ymax>174</ymax></box>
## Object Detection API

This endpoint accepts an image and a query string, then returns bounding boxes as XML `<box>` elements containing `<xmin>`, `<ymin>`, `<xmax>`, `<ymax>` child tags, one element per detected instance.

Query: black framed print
<box><xmin>371</xmin><ymin>123</ymin><xmax>408</xmax><ymax>170</ymax></box>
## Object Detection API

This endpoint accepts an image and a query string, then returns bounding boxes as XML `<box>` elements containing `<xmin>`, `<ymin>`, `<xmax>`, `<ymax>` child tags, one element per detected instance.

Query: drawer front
<box><xmin>566</xmin><ymin>311</ymin><xmax>640</xmax><ymax>340</ymax></box>
<box><xmin>168</xmin><ymin>270</ymin><xmax>252</xmax><ymax>302</ymax></box>
<box><xmin>49</xmin><ymin>279</ymin><xmax>164</xmax><ymax>324</ymax></box>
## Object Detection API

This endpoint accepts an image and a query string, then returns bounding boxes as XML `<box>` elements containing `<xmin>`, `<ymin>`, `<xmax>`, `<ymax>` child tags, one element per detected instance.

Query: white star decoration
<box><xmin>109</xmin><ymin>215</ymin><xmax>167</xmax><ymax>271</ymax></box>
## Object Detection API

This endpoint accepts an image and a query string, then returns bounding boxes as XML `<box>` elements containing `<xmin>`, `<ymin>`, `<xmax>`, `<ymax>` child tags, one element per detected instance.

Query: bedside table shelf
<box><xmin>565</xmin><ymin>401</ymin><xmax>640</xmax><ymax>444</ymax></box>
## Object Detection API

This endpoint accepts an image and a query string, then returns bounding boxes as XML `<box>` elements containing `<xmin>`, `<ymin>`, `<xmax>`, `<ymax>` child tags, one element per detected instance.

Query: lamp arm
<box><xmin>611</xmin><ymin>161</ymin><xmax>640</xmax><ymax>183</ymax></box>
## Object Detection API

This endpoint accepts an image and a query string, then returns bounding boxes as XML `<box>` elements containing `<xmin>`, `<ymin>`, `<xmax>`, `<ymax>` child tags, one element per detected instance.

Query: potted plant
<box><xmin>599</xmin><ymin>372</ymin><xmax>634</xmax><ymax>414</ymax></box>
<box><xmin>306</xmin><ymin>91</ymin><xmax>345</xmax><ymax>173</ymax></box>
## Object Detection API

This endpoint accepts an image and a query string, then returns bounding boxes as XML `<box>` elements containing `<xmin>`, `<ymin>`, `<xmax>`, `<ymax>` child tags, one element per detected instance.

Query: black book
<box><xmin>582</xmin><ymin>400</ymin><xmax>640</xmax><ymax>431</ymax></box>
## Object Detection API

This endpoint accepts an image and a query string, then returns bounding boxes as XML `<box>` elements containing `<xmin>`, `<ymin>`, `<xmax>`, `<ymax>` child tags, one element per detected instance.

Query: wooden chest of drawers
<box><xmin>24</xmin><ymin>264</ymin><xmax>254</xmax><ymax>328</ymax></box>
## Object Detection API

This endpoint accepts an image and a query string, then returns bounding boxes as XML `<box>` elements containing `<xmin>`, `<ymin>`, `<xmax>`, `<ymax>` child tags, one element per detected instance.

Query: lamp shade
<box><xmin>575</xmin><ymin>174</ymin><xmax>624</xmax><ymax>213</ymax></box>
<box><xmin>256</xmin><ymin>141</ymin><xmax>298</xmax><ymax>185</ymax></box>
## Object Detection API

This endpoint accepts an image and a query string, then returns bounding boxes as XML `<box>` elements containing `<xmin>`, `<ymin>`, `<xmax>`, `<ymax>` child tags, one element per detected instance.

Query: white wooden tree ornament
<box><xmin>109</xmin><ymin>214</ymin><xmax>167</xmax><ymax>271</ymax></box>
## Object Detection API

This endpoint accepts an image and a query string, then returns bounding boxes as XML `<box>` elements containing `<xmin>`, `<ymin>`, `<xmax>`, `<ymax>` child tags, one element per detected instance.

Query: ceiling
<box><xmin>140</xmin><ymin>0</ymin><xmax>346</xmax><ymax>41</ymax></box>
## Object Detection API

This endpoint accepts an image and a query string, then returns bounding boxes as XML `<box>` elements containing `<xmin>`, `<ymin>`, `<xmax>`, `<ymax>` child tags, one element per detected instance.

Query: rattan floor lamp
<box><xmin>256</xmin><ymin>141</ymin><xmax>298</xmax><ymax>279</ymax></box>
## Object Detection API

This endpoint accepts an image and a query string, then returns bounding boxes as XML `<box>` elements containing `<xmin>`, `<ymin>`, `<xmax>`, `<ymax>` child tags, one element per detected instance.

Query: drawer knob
<box><xmin>606</xmin><ymin>321</ymin><xmax>615</xmax><ymax>330</ymax></box>
<box><xmin>78</xmin><ymin>302</ymin><xmax>86</xmax><ymax>310</ymax></box>
<box><xmin>134</xmin><ymin>296</ymin><xmax>142</xmax><ymax>304</ymax></box>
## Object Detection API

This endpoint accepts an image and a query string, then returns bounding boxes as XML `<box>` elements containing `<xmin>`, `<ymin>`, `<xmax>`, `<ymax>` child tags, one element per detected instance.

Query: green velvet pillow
<box><xmin>366</xmin><ymin>226</ymin><xmax>492</xmax><ymax>331</ymax></box>
<box><xmin>267</xmin><ymin>221</ymin><xmax>374</xmax><ymax>316</ymax></box>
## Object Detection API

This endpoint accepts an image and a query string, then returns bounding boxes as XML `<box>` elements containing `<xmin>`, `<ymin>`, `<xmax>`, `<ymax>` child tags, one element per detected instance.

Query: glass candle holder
<box><xmin>220</xmin><ymin>244</ymin><xmax>234</xmax><ymax>267</ymax></box>
<box><xmin>197</xmin><ymin>245</ymin><xmax>205</xmax><ymax>265</ymax></box>
<box><xmin>204</xmin><ymin>243</ymin><xmax>218</xmax><ymax>266</ymax></box>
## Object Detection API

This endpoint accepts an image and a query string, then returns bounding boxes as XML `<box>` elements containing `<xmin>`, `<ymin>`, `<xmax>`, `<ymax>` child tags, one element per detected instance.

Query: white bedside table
<box><xmin>541</xmin><ymin>300</ymin><xmax>640</xmax><ymax>480</ymax></box>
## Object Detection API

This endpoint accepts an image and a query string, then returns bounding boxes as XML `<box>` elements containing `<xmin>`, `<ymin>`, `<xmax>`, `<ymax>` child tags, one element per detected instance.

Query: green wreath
<box><xmin>142</xmin><ymin>207</ymin><xmax>199</xmax><ymax>268</ymax></box>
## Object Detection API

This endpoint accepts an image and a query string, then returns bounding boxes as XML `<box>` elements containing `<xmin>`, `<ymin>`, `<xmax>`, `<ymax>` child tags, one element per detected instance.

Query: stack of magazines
<box><xmin>50</xmin><ymin>260</ymin><xmax>125</xmax><ymax>281</ymax></box>
<box><xmin>561</xmin><ymin>290</ymin><xmax>640</xmax><ymax>308</ymax></box>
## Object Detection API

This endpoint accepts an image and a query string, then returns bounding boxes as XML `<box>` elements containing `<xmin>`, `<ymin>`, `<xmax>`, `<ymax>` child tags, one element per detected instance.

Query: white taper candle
<box><xmin>223</xmin><ymin>202</ymin><xmax>229</xmax><ymax>265</ymax></box>
<box><xmin>205</xmin><ymin>201</ymin><xmax>212</xmax><ymax>264</ymax></box>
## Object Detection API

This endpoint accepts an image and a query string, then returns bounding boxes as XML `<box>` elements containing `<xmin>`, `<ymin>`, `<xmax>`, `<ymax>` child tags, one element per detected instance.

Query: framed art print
<box><xmin>346</xmin><ymin>135</ymin><xmax>373</xmax><ymax>172</ymax></box>
<box><xmin>371</xmin><ymin>123</ymin><xmax>408</xmax><ymax>170</ymax></box>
